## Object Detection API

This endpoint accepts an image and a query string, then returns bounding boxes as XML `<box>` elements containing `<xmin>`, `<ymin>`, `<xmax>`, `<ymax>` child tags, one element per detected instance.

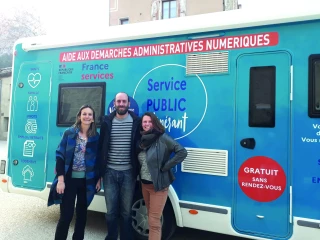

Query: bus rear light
<box><xmin>2</xmin><ymin>179</ymin><xmax>7</xmax><ymax>183</ymax></box>
<box><xmin>189</xmin><ymin>210</ymin><xmax>198</xmax><ymax>215</ymax></box>
<box><xmin>0</xmin><ymin>160</ymin><xmax>5</xmax><ymax>174</ymax></box>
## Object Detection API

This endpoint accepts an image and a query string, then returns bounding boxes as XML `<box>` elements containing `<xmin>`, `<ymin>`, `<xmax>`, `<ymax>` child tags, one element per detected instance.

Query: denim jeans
<box><xmin>103</xmin><ymin>168</ymin><xmax>136</xmax><ymax>240</ymax></box>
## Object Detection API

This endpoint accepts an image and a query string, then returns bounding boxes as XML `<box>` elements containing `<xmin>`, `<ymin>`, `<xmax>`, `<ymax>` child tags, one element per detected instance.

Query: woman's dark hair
<box><xmin>141</xmin><ymin>112</ymin><xmax>165</xmax><ymax>133</ymax></box>
<box><xmin>73</xmin><ymin>105</ymin><xmax>97</xmax><ymax>137</ymax></box>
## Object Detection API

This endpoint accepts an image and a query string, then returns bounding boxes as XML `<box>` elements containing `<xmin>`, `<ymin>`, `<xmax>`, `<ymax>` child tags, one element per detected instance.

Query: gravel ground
<box><xmin>0</xmin><ymin>140</ymin><xmax>106</xmax><ymax>240</ymax></box>
<box><xmin>0</xmin><ymin>189</ymin><xmax>241</xmax><ymax>240</ymax></box>
<box><xmin>0</xmin><ymin>141</ymin><xmax>241</xmax><ymax>240</ymax></box>
<box><xmin>0</xmin><ymin>189</ymin><xmax>106</xmax><ymax>240</ymax></box>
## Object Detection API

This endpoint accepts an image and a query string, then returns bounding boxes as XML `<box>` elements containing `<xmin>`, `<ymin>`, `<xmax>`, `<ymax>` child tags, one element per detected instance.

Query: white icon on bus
<box><xmin>23</xmin><ymin>140</ymin><xmax>36</xmax><ymax>157</ymax></box>
<box><xmin>27</xmin><ymin>96</ymin><xmax>38</xmax><ymax>111</ymax></box>
<box><xmin>22</xmin><ymin>165</ymin><xmax>34</xmax><ymax>182</ymax></box>
<box><xmin>27</xmin><ymin>73</ymin><xmax>41</xmax><ymax>89</ymax></box>
<box><xmin>25</xmin><ymin>119</ymin><xmax>37</xmax><ymax>134</ymax></box>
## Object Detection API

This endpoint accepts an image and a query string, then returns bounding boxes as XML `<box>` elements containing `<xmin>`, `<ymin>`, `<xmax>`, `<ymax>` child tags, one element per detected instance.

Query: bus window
<box><xmin>248</xmin><ymin>66</ymin><xmax>276</xmax><ymax>127</ymax></box>
<box><xmin>57</xmin><ymin>82</ymin><xmax>106</xmax><ymax>127</ymax></box>
<box><xmin>308</xmin><ymin>55</ymin><xmax>320</xmax><ymax>117</ymax></box>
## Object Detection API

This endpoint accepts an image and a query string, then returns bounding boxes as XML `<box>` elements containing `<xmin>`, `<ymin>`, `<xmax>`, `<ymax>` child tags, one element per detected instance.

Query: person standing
<box><xmin>48</xmin><ymin>105</ymin><xmax>101</xmax><ymax>240</ymax></box>
<box><xmin>137</xmin><ymin>112</ymin><xmax>187</xmax><ymax>240</ymax></box>
<box><xmin>98</xmin><ymin>92</ymin><xmax>141</xmax><ymax>240</ymax></box>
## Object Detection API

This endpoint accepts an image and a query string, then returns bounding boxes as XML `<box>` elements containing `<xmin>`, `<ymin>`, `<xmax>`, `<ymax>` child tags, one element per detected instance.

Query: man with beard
<box><xmin>98</xmin><ymin>92</ymin><xmax>141</xmax><ymax>240</ymax></box>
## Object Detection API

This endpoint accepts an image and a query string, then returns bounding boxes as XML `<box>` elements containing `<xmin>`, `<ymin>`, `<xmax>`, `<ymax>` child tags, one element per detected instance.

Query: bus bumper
<box><xmin>0</xmin><ymin>174</ymin><xmax>9</xmax><ymax>192</ymax></box>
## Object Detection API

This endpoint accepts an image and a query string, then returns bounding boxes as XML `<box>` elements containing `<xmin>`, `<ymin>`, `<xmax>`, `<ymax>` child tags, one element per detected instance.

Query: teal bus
<box><xmin>1</xmin><ymin>5</ymin><xmax>320</xmax><ymax>240</ymax></box>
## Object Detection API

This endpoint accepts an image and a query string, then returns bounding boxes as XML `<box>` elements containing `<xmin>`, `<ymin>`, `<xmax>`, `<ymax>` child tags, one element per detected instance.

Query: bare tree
<box><xmin>0</xmin><ymin>7</ymin><xmax>45</xmax><ymax>56</ymax></box>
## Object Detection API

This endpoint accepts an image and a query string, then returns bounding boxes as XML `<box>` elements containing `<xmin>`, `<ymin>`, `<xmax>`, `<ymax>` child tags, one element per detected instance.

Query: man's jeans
<box><xmin>103</xmin><ymin>168</ymin><xmax>136</xmax><ymax>240</ymax></box>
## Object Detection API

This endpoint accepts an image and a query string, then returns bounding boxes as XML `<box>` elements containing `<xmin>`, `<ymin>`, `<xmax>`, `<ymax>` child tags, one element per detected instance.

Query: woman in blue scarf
<box><xmin>48</xmin><ymin>105</ymin><xmax>100</xmax><ymax>240</ymax></box>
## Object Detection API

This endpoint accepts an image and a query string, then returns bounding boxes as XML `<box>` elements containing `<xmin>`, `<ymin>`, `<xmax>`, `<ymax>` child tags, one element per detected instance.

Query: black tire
<box><xmin>131</xmin><ymin>188</ymin><xmax>177</xmax><ymax>240</ymax></box>
<box><xmin>161</xmin><ymin>200</ymin><xmax>177</xmax><ymax>240</ymax></box>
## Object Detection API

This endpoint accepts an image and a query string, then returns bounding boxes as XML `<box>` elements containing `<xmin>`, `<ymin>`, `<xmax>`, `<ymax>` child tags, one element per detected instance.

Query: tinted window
<box><xmin>249</xmin><ymin>66</ymin><xmax>276</xmax><ymax>127</ymax></box>
<box><xmin>309</xmin><ymin>55</ymin><xmax>320</xmax><ymax>117</ymax></box>
<box><xmin>57</xmin><ymin>83</ymin><xmax>106</xmax><ymax>126</ymax></box>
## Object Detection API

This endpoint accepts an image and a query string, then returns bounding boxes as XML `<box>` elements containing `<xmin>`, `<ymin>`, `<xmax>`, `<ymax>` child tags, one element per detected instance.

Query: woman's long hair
<box><xmin>73</xmin><ymin>105</ymin><xmax>97</xmax><ymax>137</ymax></box>
<box><xmin>141</xmin><ymin>112</ymin><xmax>165</xmax><ymax>134</ymax></box>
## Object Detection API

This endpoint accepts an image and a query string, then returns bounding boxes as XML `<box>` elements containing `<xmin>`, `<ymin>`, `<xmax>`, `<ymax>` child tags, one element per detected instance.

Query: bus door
<box><xmin>233</xmin><ymin>52</ymin><xmax>291</xmax><ymax>239</ymax></box>
<box><xmin>9</xmin><ymin>62</ymin><xmax>52</xmax><ymax>190</ymax></box>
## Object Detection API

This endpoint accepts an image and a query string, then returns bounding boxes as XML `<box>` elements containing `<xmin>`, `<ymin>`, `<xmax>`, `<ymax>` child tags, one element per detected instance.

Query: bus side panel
<box><xmin>6</xmin><ymin>18</ymin><xmax>320</xmax><ymax>240</ymax></box>
<box><xmin>8</xmin><ymin>58</ymin><xmax>52</xmax><ymax>191</ymax></box>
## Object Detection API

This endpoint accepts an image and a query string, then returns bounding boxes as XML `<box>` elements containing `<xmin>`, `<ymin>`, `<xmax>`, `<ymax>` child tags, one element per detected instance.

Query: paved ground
<box><xmin>0</xmin><ymin>188</ymin><xmax>244</xmax><ymax>240</ymax></box>
<box><xmin>0</xmin><ymin>140</ymin><xmax>243</xmax><ymax>239</ymax></box>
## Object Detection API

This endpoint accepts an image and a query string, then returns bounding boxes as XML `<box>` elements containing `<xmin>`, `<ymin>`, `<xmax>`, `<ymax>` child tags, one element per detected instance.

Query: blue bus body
<box><xmin>1</xmin><ymin>6</ymin><xmax>320</xmax><ymax>240</ymax></box>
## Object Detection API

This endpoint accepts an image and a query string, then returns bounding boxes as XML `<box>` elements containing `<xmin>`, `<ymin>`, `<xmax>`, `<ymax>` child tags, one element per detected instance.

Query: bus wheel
<box><xmin>131</xmin><ymin>191</ymin><xmax>177</xmax><ymax>240</ymax></box>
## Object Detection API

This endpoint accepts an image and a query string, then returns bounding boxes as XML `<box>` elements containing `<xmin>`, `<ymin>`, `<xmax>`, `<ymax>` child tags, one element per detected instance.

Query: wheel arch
<box><xmin>168</xmin><ymin>185</ymin><xmax>183</xmax><ymax>227</ymax></box>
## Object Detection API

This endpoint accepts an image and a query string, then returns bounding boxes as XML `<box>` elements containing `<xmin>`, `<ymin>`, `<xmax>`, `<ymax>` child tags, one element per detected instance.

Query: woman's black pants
<box><xmin>54</xmin><ymin>178</ymin><xmax>87</xmax><ymax>240</ymax></box>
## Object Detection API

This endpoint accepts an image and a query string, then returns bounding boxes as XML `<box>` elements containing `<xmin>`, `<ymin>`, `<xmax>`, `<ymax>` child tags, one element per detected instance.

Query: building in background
<box><xmin>0</xmin><ymin>67</ymin><xmax>11</xmax><ymax>140</ymax></box>
<box><xmin>0</xmin><ymin>1</ymin><xmax>240</xmax><ymax>142</ymax></box>
<box><xmin>224</xmin><ymin>0</ymin><xmax>239</xmax><ymax>10</ymax></box>
<box><xmin>109</xmin><ymin>0</ymin><xmax>240</xmax><ymax>26</ymax></box>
